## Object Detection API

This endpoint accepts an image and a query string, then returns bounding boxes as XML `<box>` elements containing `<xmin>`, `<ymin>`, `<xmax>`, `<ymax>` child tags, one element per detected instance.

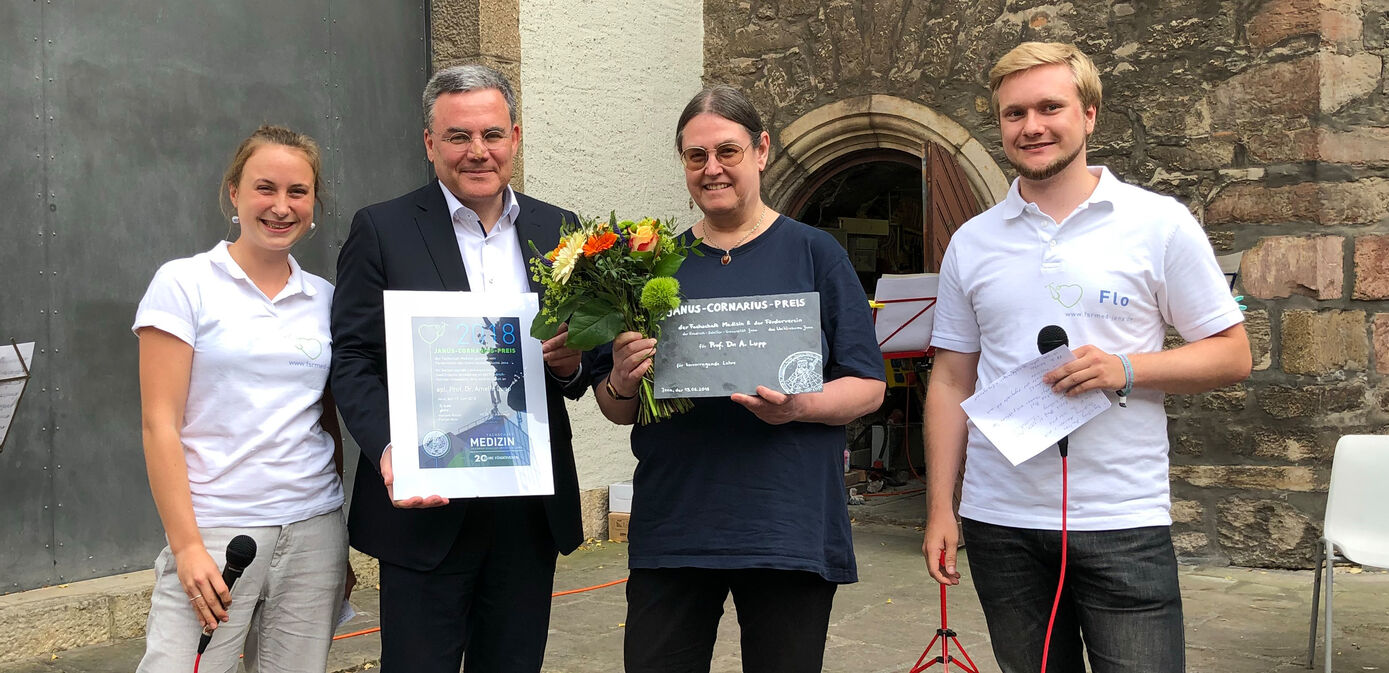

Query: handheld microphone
<box><xmin>1037</xmin><ymin>325</ymin><xmax>1070</xmax><ymax>457</ymax></box>
<box><xmin>196</xmin><ymin>535</ymin><xmax>257</xmax><ymax>655</ymax></box>
<box><xmin>1037</xmin><ymin>325</ymin><xmax>1068</xmax><ymax>355</ymax></box>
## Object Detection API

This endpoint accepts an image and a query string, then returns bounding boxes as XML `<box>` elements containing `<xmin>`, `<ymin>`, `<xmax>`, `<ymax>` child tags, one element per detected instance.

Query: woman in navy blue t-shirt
<box><xmin>593</xmin><ymin>85</ymin><xmax>886</xmax><ymax>673</ymax></box>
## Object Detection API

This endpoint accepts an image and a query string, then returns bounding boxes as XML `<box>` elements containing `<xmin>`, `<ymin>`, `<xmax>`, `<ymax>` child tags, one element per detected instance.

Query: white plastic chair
<box><xmin>1306</xmin><ymin>434</ymin><xmax>1389</xmax><ymax>670</ymax></box>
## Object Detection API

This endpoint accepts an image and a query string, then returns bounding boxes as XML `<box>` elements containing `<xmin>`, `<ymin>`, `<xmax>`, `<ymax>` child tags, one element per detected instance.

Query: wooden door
<box><xmin>922</xmin><ymin>142</ymin><xmax>983</xmax><ymax>272</ymax></box>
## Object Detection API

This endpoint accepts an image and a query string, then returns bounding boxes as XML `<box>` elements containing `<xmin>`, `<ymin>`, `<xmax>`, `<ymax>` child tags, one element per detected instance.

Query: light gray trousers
<box><xmin>137</xmin><ymin>509</ymin><xmax>349</xmax><ymax>673</ymax></box>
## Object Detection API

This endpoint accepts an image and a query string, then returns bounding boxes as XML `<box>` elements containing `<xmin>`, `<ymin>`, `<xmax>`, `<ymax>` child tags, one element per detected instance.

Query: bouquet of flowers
<box><xmin>529</xmin><ymin>213</ymin><xmax>699</xmax><ymax>424</ymax></box>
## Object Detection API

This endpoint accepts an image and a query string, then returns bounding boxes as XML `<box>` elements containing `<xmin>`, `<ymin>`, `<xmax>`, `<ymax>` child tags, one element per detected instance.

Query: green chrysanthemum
<box><xmin>639</xmin><ymin>277</ymin><xmax>681</xmax><ymax>314</ymax></box>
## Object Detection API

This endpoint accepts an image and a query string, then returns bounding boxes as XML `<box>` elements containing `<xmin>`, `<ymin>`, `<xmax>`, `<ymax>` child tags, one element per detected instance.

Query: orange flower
<box><xmin>583</xmin><ymin>231</ymin><xmax>618</xmax><ymax>256</ymax></box>
<box><xmin>629</xmin><ymin>222</ymin><xmax>659</xmax><ymax>252</ymax></box>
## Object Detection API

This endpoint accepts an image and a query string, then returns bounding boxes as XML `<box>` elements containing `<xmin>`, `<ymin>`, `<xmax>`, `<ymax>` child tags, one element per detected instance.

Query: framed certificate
<box><xmin>383</xmin><ymin>291</ymin><xmax>552</xmax><ymax>499</ymax></box>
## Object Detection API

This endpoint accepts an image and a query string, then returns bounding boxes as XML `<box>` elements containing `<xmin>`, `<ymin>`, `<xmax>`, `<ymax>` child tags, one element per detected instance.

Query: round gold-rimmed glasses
<box><xmin>436</xmin><ymin>129</ymin><xmax>511</xmax><ymax>151</ymax></box>
<box><xmin>679</xmin><ymin>141</ymin><xmax>751</xmax><ymax>171</ymax></box>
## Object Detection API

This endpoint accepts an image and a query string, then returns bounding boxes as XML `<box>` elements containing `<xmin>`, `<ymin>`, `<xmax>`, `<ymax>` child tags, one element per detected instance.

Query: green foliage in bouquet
<box><xmin>528</xmin><ymin>213</ymin><xmax>701</xmax><ymax>424</ymax></box>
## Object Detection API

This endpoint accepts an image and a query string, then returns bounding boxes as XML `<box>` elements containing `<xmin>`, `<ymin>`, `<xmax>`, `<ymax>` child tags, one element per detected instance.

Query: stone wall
<box><xmin>704</xmin><ymin>0</ymin><xmax>1389</xmax><ymax>567</ymax></box>
<box><xmin>431</xmin><ymin>0</ymin><xmax>526</xmax><ymax>185</ymax></box>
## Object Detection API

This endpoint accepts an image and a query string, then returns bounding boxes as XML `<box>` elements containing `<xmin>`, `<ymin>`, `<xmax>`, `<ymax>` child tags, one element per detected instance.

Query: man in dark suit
<box><xmin>330</xmin><ymin>64</ymin><xmax>587</xmax><ymax>673</ymax></box>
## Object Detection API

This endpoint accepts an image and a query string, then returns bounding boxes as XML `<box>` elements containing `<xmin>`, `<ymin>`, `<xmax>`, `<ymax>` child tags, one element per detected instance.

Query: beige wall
<box><xmin>518</xmin><ymin>0</ymin><xmax>704</xmax><ymax>490</ymax></box>
<box><xmin>518</xmin><ymin>0</ymin><xmax>702</xmax><ymax>218</ymax></box>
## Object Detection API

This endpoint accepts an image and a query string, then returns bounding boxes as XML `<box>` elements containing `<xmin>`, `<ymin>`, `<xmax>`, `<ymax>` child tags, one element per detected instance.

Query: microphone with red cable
<box><xmin>1036</xmin><ymin>325</ymin><xmax>1071</xmax><ymax>457</ymax></box>
<box><xmin>1036</xmin><ymin>325</ymin><xmax>1070</xmax><ymax>673</ymax></box>
<box><xmin>196</xmin><ymin>536</ymin><xmax>257</xmax><ymax>657</ymax></box>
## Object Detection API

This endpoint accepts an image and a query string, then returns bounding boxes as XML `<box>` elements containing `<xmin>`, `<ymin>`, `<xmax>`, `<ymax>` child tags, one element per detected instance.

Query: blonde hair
<box><xmin>988</xmin><ymin>42</ymin><xmax>1102</xmax><ymax>118</ymax></box>
<box><xmin>219</xmin><ymin>124</ymin><xmax>324</xmax><ymax>218</ymax></box>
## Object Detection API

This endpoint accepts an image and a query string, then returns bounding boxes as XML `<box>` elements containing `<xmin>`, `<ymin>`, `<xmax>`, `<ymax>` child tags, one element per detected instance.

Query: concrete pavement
<box><xmin>2</xmin><ymin>490</ymin><xmax>1386</xmax><ymax>672</ymax></box>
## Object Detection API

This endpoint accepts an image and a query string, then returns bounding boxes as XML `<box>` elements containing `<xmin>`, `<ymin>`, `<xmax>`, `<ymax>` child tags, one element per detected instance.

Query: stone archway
<box><xmin>763</xmin><ymin>95</ymin><xmax>1009</xmax><ymax>213</ymax></box>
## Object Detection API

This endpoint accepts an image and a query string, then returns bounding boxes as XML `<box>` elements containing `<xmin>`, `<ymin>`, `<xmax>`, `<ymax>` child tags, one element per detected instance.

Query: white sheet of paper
<box><xmin>384</xmin><ymin>291</ymin><xmax>553</xmax><ymax>499</ymax></box>
<box><xmin>0</xmin><ymin>342</ymin><xmax>35</xmax><ymax>447</ymax></box>
<box><xmin>873</xmin><ymin>273</ymin><xmax>939</xmax><ymax>353</ymax></box>
<box><xmin>961</xmin><ymin>348</ymin><xmax>1112</xmax><ymax>466</ymax></box>
<box><xmin>336</xmin><ymin>599</ymin><xmax>357</xmax><ymax>628</ymax></box>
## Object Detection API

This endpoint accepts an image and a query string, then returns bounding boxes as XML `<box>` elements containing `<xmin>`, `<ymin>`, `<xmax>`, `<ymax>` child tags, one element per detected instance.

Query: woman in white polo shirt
<box><xmin>133</xmin><ymin>125</ymin><xmax>351</xmax><ymax>672</ymax></box>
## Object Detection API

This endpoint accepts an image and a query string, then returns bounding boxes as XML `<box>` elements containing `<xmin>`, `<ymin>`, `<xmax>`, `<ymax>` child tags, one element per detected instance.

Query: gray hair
<box><xmin>422</xmin><ymin>64</ymin><xmax>518</xmax><ymax>130</ymax></box>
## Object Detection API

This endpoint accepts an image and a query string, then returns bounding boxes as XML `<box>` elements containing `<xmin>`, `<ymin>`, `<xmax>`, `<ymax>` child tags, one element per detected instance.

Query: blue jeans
<box><xmin>961</xmin><ymin>518</ymin><xmax>1184</xmax><ymax>673</ymax></box>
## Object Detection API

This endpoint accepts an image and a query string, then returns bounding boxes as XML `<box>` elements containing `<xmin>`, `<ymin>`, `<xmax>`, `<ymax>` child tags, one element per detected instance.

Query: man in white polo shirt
<box><xmin>921</xmin><ymin>43</ymin><xmax>1251</xmax><ymax>672</ymax></box>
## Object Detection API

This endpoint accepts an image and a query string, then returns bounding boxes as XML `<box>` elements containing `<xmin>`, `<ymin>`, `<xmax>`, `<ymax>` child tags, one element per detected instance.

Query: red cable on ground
<box><xmin>1039</xmin><ymin>456</ymin><xmax>1069</xmax><ymax>673</ymax></box>
<box><xmin>324</xmin><ymin>577</ymin><xmax>631</xmax><ymax>643</ymax></box>
<box><xmin>202</xmin><ymin>573</ymin><xmax>632</xmax><ymax>668</ymax></box>
<box><xmin>332</xmin><ymin>626</ymin><xmax>381</xmax><ymax>641</ymax></box>
<box><xmin>551</xmin><ymin>577</ymin><xmax>628</xmax><ymax>597</ymax></box>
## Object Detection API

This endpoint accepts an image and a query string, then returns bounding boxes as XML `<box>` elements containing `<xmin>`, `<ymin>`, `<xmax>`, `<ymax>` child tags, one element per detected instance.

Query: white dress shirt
<box><xmin>438</xmin><ymin>181</ymin><xmax>582</xmax><ymax>384</ymax></box>
<box><xmin>439</xmin><ymin>182</ymin><xmax>530</xmax><ymax>294</ymax></box>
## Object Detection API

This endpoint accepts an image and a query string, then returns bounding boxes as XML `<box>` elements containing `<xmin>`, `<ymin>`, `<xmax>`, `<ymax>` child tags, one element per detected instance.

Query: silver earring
<box><xmin>231</xmin><ymin>215</ymin><xmax>240</xmax><ymax>225</ymax></box>
<box><xmin>309</xmin><ymin>222</ymin><xmax>316</xmax><ymax>231</ymax></box>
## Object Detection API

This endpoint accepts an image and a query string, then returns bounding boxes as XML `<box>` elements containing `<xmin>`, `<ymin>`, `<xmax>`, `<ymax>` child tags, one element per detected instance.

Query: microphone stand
<box><xmin>909</xmin><ymin>551</ymin><xmax>980</xmax><ymax>673</ymax></box>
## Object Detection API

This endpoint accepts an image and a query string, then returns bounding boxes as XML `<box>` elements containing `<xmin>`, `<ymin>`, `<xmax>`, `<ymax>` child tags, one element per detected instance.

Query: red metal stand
<box><xmin>908</xmin><ymin>551</ymin><xmax>980</xmax><ymax>673</ymax></box>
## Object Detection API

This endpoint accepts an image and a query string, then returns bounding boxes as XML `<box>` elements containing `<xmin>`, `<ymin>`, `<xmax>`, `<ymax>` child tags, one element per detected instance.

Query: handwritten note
<box><xmin>960</xmin><ymin>348</ymin><xmax>1111</xmax><ymax>466</ymax></box>
<box><xmin>0</xmin><ymin>342</ymin><xmax>35</xmax><ymax>450</ymax></box>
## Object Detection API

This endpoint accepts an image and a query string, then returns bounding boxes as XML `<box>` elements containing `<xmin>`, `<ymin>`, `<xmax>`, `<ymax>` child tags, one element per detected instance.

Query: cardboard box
<box><xmin>839</xmin><ymin>217</ymin><xmax>890</xmax><ymax>236</ymax></box>
<box><xmin>608</xmin><ymin>512</ymin><xmax>630</xmax><ymax>542</ymax></box>
<box><xmin>844</xmin><ymin>468</ymin><xmax>867</xmax><ymax>488</ymax></box>
<box><xmin>609</xmin><ymin>480</ymin><xmax>633</xmax><ymax>514</ymax></box>
<box><xmin>850</xmin><ymin>235</ymin><xmax>879</xmax><ymax>272</ymax></box>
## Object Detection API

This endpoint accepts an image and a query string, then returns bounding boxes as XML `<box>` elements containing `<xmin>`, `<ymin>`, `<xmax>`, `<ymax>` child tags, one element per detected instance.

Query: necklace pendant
<box><xmin>720</xmin><ymin>253</ymin><xmax>731</xmax><ymax>265</ymax></box>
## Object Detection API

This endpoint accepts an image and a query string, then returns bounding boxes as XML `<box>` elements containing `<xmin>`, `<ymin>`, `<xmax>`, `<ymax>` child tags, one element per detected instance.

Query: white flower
<box><xmin>551</xmin><ymin>234</ymin><xmax>584</xmax><ymax>284</ymax></box>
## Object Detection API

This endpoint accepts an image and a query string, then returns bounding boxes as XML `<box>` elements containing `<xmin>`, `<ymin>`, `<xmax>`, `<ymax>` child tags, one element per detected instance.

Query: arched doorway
<box><xmin>786</xmin><ymin>142</ymin><xmax>986</xmax><ymax>292</ymax></box>
<box><xmin>764</xmin><ymin>95</ymin><xmax>1006</xmax><ymax>293</ymax></box>
<box><xmin>789</xmin><ymin>149</ymin><xmax>923</xmax><ymax>291</ymax></box>
<box><xmin>766</xmin><ymin>98</ymin><xmax>1004</xmax><ymax>479</ymax></box>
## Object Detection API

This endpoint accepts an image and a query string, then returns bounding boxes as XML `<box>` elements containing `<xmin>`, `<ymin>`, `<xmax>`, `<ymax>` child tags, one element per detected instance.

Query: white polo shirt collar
<box><xmin>207</xmin><ymin>240</ymin><xmax>318</xmax><ymax>302</ymax></box>
<box><xmin>1000</xmin><ymin>166</ymin><xmax>1121</xmax><ymax>226</ymax></box>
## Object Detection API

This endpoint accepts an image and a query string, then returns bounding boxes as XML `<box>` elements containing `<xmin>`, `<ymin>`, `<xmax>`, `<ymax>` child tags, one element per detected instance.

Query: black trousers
<box><xmin>378</xmin><ymin>498</ymin><xmax>558</xmax><ymax>673</ymax></box>
<box><xmin>623</xmin><ymin>567</ymin><xmax>838</xmax><ymax>673</ymax></box>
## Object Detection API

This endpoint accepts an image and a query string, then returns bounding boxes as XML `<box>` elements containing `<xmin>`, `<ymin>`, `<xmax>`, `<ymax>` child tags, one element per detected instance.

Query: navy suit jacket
<box><xmin>330</xmin><ymin>183</ymin><xmax>587</xmax><ymax>570</ymax></box>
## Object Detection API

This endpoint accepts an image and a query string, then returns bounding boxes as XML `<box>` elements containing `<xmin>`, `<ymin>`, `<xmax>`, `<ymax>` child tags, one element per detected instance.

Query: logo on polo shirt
<box><xmin>1046</xmin><ymin>283</ymin><xmax>1083</xmax><ymax>308</ymax></box>
<box><xmin>295</xmin><ymin>337</ymin><xmax>323</xmax><ymax>360</ymax></box>
<box><xmin>1051</xmin><ymin>282</ymin><xmax>1139</xmax><ymax>325</ymax></box>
